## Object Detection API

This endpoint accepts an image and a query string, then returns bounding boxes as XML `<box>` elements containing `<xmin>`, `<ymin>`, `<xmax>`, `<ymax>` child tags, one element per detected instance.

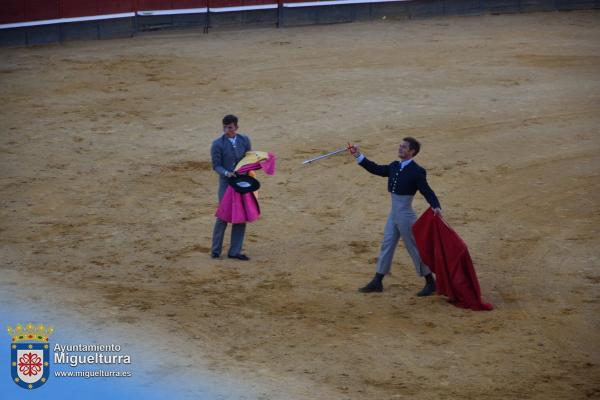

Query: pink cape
<box><xmin>412</xmin><ymin>208</ymin><xmax>493</xmax><ymax>311</ymax></box>
<box><xmin>215</xmin><ymin>153</ymin><xmax>276</xmax><ymax>224</ymax></box>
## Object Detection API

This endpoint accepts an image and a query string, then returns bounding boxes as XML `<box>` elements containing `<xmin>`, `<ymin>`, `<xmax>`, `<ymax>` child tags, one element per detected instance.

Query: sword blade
<box><xmin>302</xmin><ymin>147</ymin><xmax>347</xmax><ymax>164</ymax></box>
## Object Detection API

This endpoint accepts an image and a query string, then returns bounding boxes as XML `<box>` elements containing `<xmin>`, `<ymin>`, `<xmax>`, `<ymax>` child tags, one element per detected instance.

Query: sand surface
<box><xmin>1</xmin><ymin>11</ymin><xmax>599</xmax><ymax>399</ymax></box>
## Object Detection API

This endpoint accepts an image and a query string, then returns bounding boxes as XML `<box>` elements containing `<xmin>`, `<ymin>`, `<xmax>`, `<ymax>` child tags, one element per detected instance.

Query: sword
<box><xmin>302</xmin><ymin>146</ymin><xmax>349</xmax><ymax>165</ymax></box>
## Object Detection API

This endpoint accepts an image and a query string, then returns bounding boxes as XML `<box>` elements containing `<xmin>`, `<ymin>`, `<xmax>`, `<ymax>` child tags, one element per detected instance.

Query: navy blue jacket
<box><xmin>359</xmin><ymin>157</ymin><xmax>441</xmax><ymax>209</ymax></box>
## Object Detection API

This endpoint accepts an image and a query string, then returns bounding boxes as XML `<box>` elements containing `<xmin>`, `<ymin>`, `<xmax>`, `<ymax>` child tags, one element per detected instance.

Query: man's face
<box><xmin>398</xmin><ymin>141</ymin><xmax>415</xmax><ymax>160</ymax></box>
<box><xmin>223</xmin><ymin>122</ymin><xmax>238</xmax><ymax>138</ymax></box>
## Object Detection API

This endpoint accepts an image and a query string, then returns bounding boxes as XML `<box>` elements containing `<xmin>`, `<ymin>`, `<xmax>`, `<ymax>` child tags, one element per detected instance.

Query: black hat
<box><xmin>228</xmin><ymin>174</ymin><xmax>261</xmax><ymax>193</ymax></box>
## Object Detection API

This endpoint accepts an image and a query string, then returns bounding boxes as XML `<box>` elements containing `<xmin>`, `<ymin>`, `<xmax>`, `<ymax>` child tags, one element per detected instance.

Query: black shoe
<box><xmin>211</xmin><ymin>252</ymin><xmax>220</xmax><ymax>259</ymax></box>
<box><xmin>228</xmin><ymin>254</ymin><xmax>250</xmax><ymax>261</ymax></box>
<box><xmin>358</xmin><ymin>279</ymin><xmax>383</xmax><ymax>293</ymax></box>
<box><xmin>416</xmin><ymin>282</ymin><xmax>436</xmax><ymax>297</ymax></box>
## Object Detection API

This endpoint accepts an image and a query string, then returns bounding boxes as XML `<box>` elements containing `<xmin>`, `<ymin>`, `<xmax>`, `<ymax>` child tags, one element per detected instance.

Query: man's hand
<box><xmin>225</xmin><ymin>171</ymin><xmax>235</xmax><ymax>178</ymax></box>
<box><xmin>347</xmin><ymin>142</ymin><xmax>360</xmax><ymax>158</ymax></box>
<box><xmin>433</xmin><ymin>208</ymin><xmax>443</xmax><ymax>217</ymax></box>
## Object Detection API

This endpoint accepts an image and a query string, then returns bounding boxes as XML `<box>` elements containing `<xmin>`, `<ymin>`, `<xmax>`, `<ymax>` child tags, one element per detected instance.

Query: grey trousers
<box><xmin>375</xmin><ymin>194</ymin><xmax>431</xmax><ymax>277</ymax></box>
<box><xmin>211</xmin><ymin>177</ymin><xmax>246</xmax><ymax>256</ymax></box>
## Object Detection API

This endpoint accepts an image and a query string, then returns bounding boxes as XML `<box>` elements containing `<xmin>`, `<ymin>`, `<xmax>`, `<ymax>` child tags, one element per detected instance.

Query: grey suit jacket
<box><xmin>211</xmin><ymin>134</ymin><xmax>252</xmax><ymax>199</ymax></box>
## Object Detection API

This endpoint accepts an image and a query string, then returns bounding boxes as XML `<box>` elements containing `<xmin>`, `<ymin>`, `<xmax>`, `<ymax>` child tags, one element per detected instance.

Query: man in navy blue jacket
<box><xmin>348</xmin><ymin>137</ymin><xmax>442</xmax><ymax>296</ymax></box>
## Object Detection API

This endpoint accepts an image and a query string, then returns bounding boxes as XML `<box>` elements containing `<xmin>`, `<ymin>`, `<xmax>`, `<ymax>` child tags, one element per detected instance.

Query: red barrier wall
<box><xmin>208</xmin><ymin>0</ymin><xmax>274</xmax><ymax>7</ymax></box>
<box><xmin>0</xmin><ymin>0</ymin><xmax>283</xmax><ymax>24</ymax></box>
<box><xmin>60</xmin><ymin>0</ymin><xmax>99</xmax><ymax>18</ymax></box>
<box><xmin>98</xmin><ymin>0</ymin><xmax>136</xmax><ymax>14</ymax></box>
<box><xmin>0</xmin><ymin>1</ymin><xmax>25</xmax><ymax>24</ymax></box>
<box><xmin>26</xmin><ymin>0</ymin><xmax>60</xmax><ymax>21</ymax></box>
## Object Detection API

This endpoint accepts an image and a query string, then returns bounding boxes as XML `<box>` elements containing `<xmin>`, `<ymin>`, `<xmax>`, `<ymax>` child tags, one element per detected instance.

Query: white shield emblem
<box><xmin>11</xmin><ymin>343</ymin><xmax>50</xmax><ymax>389</ymax></box>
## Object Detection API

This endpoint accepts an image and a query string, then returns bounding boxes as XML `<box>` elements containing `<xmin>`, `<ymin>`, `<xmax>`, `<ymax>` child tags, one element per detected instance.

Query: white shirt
<box><xmin>399</xmin><ymin>159</ymin><xmax>413</xmax><ymax>169</ymax></box>
<box><xmin>225</xmin><ymin>135</ymin><xmax>238</xmax><ymax>176</ymax></box>
<box><xmin>228</xmin><ymin>135</ymin><xmax>237</xmax><ymax>148</ymax></box>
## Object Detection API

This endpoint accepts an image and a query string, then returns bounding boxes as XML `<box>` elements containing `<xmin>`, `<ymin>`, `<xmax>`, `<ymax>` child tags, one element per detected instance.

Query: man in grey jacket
<box><xmin>210</xmin><ymin>114</ymin><xmax>252</xmax><ymax>260</ymax></box>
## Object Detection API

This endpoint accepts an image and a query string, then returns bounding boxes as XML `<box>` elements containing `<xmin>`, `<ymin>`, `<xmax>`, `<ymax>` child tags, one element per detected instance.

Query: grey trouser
<box><xmin>375</xmin><ymin>194</ymin><xmax>431</xmax><ymax>277</ymax></box>
<box><xmin>211</xmin><ymin>177</ymin><xmax>246</xmax><ymax>256</ymax></box>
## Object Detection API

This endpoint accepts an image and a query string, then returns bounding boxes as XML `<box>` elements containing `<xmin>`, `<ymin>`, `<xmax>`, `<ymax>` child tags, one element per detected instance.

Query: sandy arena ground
<box><xmin>1</xmin><ymin>10</ymin><xmax>599</xmax><ymax>399</ymax></box>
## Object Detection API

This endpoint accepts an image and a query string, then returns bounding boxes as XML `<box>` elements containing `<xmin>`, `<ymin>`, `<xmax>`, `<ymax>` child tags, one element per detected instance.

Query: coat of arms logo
<box><xmin>7</xmin><ymin>322</ymin><xmax>54</xmax><ymax>390</ymax></box>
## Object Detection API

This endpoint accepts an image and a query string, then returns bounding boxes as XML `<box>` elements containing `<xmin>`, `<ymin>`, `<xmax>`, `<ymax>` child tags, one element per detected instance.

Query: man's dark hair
<box><xmin>222</xmin><ymin>114</ymin><xmax>238</xmax><ymax>126</ymax></box>
<box><xmin>403</xmin><ymin>136</ymin><xmax>421</xmax><ymax>156</ymax></box>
